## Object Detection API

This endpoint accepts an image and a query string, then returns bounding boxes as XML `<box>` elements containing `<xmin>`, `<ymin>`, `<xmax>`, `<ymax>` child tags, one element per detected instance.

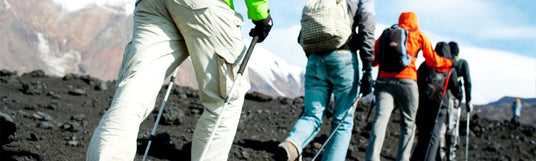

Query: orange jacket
<box><xmin>372</xmin><ymin>12</ymin><xmax>452</xmax><ymax>81</ymax></box>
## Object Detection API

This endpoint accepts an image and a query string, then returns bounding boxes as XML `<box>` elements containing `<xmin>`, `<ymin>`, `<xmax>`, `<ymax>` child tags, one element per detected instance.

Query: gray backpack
<box><xmin>299</xmin><ymin>0</ymin><xmax>352</xmax><ymax>54</ymax></box>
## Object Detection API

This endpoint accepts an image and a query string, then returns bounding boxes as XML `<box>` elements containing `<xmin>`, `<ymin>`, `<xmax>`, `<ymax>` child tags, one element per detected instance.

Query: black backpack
<box><xmin>378</xmin><ymin>24</ymin><xmax>416</xmax><ymax>73</ymax></box>
<box><xmin>417</xmin><ymin>42</ymin><xmax>451</xmax><ymax>102</ymax></box>
<box><xmin>418</xmin><ymin>63</ymin><xmax>447</xmax><ymax>102</ymax></box>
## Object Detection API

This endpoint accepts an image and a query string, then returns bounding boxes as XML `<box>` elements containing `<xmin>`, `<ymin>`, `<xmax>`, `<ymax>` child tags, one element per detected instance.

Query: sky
<box><xmin>233</xmin><ymin>0</ymin><xmax>536</xmax><ymax>104</ymax></box>
<box><xmin>51</xmin><ymin>0</ymin><xmax>536</xmax><ymax>104</ymax></box>
<box><xmin>234</xmin><ymin>0</ymin><xmax>536</xmax><ymax>67</ymax></box>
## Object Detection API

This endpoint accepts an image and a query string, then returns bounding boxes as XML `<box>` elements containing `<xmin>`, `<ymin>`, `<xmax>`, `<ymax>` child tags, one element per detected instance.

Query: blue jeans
<box><xmin>286</xmin><ymin>50</ymin><xmax>359</xmax><ymax>161</ymax></box>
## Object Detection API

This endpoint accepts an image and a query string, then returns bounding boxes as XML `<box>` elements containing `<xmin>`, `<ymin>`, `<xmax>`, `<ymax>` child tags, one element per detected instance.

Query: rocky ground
<box><xmin>1</xmin><ymin>69</ymin><xmax>535</xmax><ymax>161</ymax></box>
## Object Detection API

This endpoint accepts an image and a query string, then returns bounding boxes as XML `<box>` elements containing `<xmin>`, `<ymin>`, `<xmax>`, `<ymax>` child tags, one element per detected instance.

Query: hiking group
<box><xmin>85</xmin><ymin>0</ymin><xmax>473</xmax><ymax>161</ymax></box>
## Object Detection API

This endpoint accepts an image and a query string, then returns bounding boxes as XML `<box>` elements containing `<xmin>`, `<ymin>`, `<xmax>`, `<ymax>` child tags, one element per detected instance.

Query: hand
<box><xmin>466</xmin><ymin>102</ymin><xmax>473</xmax><ymax>113</ymax></box>
<box><xmin>249</xmin><ymin>15</ymin><xmax>273</xmax><ymax>43</ymax></box>
<box><xmin>348</xmin><ymin>34</ymin><xmax>360</xmax><ymax>53</ymax></box>
<box><xmin>360</xmin><ymin>71</ymin><xmax>374</xmax><ymax>96</ymax></box>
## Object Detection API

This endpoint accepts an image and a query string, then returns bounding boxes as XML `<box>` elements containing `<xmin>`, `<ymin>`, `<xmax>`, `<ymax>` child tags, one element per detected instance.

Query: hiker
<box><xmin>86</xmin><ymin>0</ymin><xmax>272</xmax><ymax>160</ymax></box>
<box><xmin>276</xmin><ymin>0</ymin><xmax>375</xmax><ymax>160</ymax></box>
<box><xmin>437</xmin><ymin>41</ymin><xmax>473</xmax><ymax>161</ymax></box>
<box><xmin>410</xmin><ymin>42</ymin><xmax>462</xmax><ymax>161</ymax></box>
<box><xmin>511</xmin><ymin>98</ymin><xmax>522</xmax><ymax>127</ymax></box>
<box><xmin>449</xmin><ymin>41</ymin><xmax>472</xmax><ymax>112</ymax></box>
<box><xmin>365</xmin><ymin>12</ymin><xmax>454</xmax><ymax>161</ymax></box>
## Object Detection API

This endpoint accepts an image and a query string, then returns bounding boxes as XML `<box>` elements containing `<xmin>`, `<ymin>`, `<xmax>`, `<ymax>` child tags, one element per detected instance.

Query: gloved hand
<box><xmin>360</xmin><ymin>71</ymin><xmax>374</xmax><ymax>96</ymax></box>
<box><xmin>348</xmin><ymin>34</ymin><xmax>360</xmax><ymax>53</ymax></box>
<box><xmin>249</xmin><ymin>15</ymin><xmax>273</xmax><ymax>43</ymax></box>
<box><xmin>466</xmin><ymin>102</ymin><xmax>473</xmax><ymax>113</ymax></box>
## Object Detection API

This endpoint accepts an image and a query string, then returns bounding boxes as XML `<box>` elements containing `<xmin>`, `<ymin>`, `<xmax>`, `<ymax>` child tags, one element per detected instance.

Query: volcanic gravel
<box><xmin>1</xmin><ymin>69</ymin><xmax>535</xmax><ymax>161</ymax></box>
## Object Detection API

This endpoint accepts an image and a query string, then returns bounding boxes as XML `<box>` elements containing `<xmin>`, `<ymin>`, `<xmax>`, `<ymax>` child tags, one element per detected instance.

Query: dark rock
<box><xmin>485</xmin><ymin>144</ymin><xmax>499</xmax><ymax>152</ymax></box>
<box><xmin>190</xmin><ymin>108</ymin><xmax>201</xmax><ymax>115</ymax></box>
<box><xmin>47</xmin><ymin>91</ymin><xmax>61</xmax><ymax>99</ymax></box>
<box><xmin>355</xmin><ymin>115</ymin><xmax>364</xmax><ymax>121</ymax></box>
<box><xmin>95</xmin><ymin>81</ymin><xmax>108</xmax><ymax>91</ymax></box>
<box><xmin>161</xmin><ymin>106</ymin><xmax>185</xmax><ymax>125</ymax></box>
<box><xmin>60</xmin><ymin>122</ymin><xmax>81</xmax><ymax>132</ymax></box>
<box><xmin>37</xmin><ymin>121</ymin><xmax>53</xmax><ymax>129</ymax></box>
<box><xmin>390</xmin><ymin>131</ymin><xmax>400</xmax><ymax>137</ymax></box>
<box><xmin>188</xmin><ymin>101</ymin><xmax>204</xmax><ymax>115</ymax></box>
<box><xmin>353</xmin><ymin>123</ymin><xmax>362</xmax><ymax>134</ymax></box>
<box><xmin>293</xmin><ymin>96</ymin><xmax>304</xmax><ymax>106</ymax></box>
<box><xmin>67</xmin><ymin>140</ymin><xmax>79</xmax><ymax>147</ymax></box>
<box><xmin>45</xmin><ymin>103</ymin><xmax>58</xmax><ymax>110</ymax></box>
<box><xmin>0</xmin><ymin>112</ymin><xmax>16</xmax><ymax>145</ymax></box>
<box><xmin>471</xmin><ymin>121</ymin><xmax>483</xmax><ymax>137</ymax></box>
<box><xmin>245</xmin><ymin>91</ymin><xmax>273</xmax><ymax>102</ymax></box>
<box><xmin>21</xmin><ymin>70</ymin><xmax>46</xmax><ymax>77</ymax></box>
<box><xmin>71</xmin><ymin>114</ymin><xmax>87</xmax><ymax>121</ymax></box>
<box><xmin>80</xmin><ymin>75</ymin><xmax>93</xmax><ymax>84</ymax></box>
<box><xmin>0</xmin><ymin>69</ymin><xmax>17</xmax><ymax>77</ymax></box>
<box><xmin>27</xmin><ymin>132</ymin><xmax>40</xmax><ymax>141</ymax></box>
<box><xmin>21</xmin><ymin>81</ymin><xmax>47</xmax><ymax>95</ymax></box>
<box><xmin>239</xmin><ymin>147</ymin><xmax>250</xmax><ymax>160</ymax></box>
<box><xmin>69</xmin><ymin>88</ymin><xmax>86</xmax><ymax>96</ymax></box>
<box><xmin>278</xmin><ymin>97</ymin><xmax>293</xmax><ymax>105</ymax></box>
<box><xmin>472</xmin><ymin>114</ymin><xmax>480</xmax><ymax>120</ymax></box>
<box><xmin>172</xmin><ymin>87</ymin><xmax>188</xmax><ymax>99</ymax></box>
<box><xmin>33</xmin><ymin>111</ymin><xmax>53</xmax><ymax>121</ymax></box>
<box><xmin>25</xmin><ymin>104</ymin><xmax>38</xmax><ymax>110</ymax></box>
<box><xmin>138</xmin><ymin>133</ymin><xmax>174</xmax><ymax>158</ymax></box>
<box><xmin>312</xmin><ymin>142</ymin><xmax>322</xmax><ymax>149</ymax></box>
<box><xmin>63</xmin><ymin>73</ymin><xmax>78</xmax><ymax>80</ymax></box>
<box><xmin>522</xmin><ymin>128</ymin><xmax>535</xmax><ymax>137</ymax></box>
<box><xmin>180</xmin><ymin>87</ymin><xmax>199</xmax><ymax>98</ymax></box>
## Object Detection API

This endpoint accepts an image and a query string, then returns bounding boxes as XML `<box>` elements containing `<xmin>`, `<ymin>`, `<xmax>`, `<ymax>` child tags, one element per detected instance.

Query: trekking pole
<box><xmin>311</xmin><ymin>93</ymin><xmax>363</xmax><ymax>161</ymax></box>
<box><xmin>465</xmin><ymin>104</ymin><xmax>471</xmax><ymax>161</ymax></box>
<box><xmin>142</xmin><ymin>68</ymin><xmax>179</xmax><ymax>161</ymax></box>
<box><xmin>424</xmin><ymin>69</ymin><xmax>452</xmax><ymax>161</ymax></box>
<box><xmin>199</xmin><ymin>36</ymin><xmax>259</xmax><ymax>160</ymax></box>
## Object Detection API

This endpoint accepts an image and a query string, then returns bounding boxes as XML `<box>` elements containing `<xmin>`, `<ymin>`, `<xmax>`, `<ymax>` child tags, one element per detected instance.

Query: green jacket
<box><xmin>222</xmin><ymin>0</ymin><xmax>269</xmax><ymax>21</ymax></box>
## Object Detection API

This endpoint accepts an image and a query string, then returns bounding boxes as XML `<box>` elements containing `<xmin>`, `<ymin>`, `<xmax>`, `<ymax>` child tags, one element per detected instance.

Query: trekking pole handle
<box><xmin>237</xmin><ymin>36</ymin><xmax>259</xmax><ymax>75</ymax></box>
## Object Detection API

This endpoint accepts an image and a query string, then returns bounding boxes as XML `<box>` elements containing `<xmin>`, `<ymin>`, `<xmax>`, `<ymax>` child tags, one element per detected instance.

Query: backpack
<box><xmin>417</xmin><ymin>62</ymin><xmax>447</xmax><ymax>102</ymax></box>
<box><xmin>378</xmin><ymin>24</ymin><xmax>415</xmax><ymax>73</ymax></box>
<box><xmin>299</xmin><ymin>0</ymin><xmax>352</xmax><ymax>54</ymax></box>
<box><xmin>417</xmin><ymin>42</ymin><xmax>451</xmax><ymax>102</ymax></box>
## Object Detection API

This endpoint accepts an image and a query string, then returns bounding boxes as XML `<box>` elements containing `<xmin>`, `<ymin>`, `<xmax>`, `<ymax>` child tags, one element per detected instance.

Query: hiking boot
<box><xmin>275</xmin><ymin>141</ymin><xmax>299</xmax><ymax>161</ymax></box>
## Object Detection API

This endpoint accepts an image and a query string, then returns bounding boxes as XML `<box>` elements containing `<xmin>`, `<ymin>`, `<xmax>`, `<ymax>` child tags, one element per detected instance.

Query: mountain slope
<box><xmin>474</xmin><ymin>96</ymin><xmax>536</xmax><ymax>126</ymax></box>
<box><xmin>0</xmin><ymin>0</ymin><xmax>305</xmax><ymax>98</ymax></box>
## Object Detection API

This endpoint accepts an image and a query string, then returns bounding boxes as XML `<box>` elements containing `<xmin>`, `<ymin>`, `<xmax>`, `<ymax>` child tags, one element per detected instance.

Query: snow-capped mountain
<box><xmin>246</xmin><ymin>41</ymin><xmax>305</xmax><ymax>97</ymax></box>
<box><xmin>0</xmin><ymin>0</ymin><xmax>305</xmax><ymax>98</ymax></box>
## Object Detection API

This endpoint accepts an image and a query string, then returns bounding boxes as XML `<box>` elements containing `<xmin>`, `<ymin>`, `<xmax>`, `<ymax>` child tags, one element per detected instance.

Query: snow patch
<box><xmin>36</xmin><ymin>32</ymin><xmax>82</xmax><ymax>76</ymax></box>
<box><xmin>2</xmin><ymin>0</ymin><xmax>11</xmax><ymax>10</ymax></box>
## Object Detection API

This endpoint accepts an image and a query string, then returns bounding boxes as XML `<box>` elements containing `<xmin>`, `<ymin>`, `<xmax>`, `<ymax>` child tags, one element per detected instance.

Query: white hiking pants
<box><xmin>86</xmin><ymin>0</ymin><xmax>250</xmax><ymax>160</ymax></box>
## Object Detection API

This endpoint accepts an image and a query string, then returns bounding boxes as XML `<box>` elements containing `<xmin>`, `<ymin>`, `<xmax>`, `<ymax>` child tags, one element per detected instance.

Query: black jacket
<box><xmin>455</xmin><ymin>57</ymin><xmax>472</xmax><ymax>103</ymax></box>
